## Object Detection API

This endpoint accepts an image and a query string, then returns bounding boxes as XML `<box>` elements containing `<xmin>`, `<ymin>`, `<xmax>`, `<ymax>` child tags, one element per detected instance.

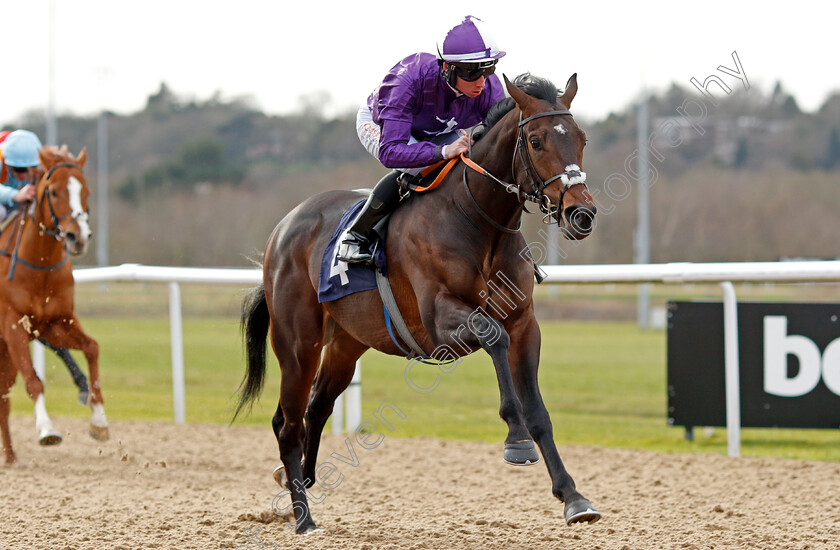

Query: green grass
<box><xmin>10</xmin><ymin>316</ymin><xmax>840</xmax><ymax>462</ymax></box>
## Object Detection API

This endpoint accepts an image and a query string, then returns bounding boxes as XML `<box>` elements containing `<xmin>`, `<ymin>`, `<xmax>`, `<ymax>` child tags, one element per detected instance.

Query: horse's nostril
<box><xmin>567</xmin><ymin>207</ymin><xmax>595</xmax><ymax>233</ymax></box>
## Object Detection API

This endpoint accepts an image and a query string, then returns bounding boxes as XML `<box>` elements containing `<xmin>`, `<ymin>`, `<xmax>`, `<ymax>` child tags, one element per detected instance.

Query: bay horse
<box><xmin>237</xmin><ymin>74</ymin><xmax>600</xmax><ymax>533</ymax></box>
<box><xmin>0</xmin><ymin>145</ymin><xmax>108</xmax><ymax>464</ymax></box>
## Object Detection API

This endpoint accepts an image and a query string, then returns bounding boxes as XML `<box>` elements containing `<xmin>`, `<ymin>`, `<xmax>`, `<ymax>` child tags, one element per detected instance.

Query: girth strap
<box><xmin>375</xmin><ymin>269</ymin><xmax>429</xmax><ymax>360</ymax></box>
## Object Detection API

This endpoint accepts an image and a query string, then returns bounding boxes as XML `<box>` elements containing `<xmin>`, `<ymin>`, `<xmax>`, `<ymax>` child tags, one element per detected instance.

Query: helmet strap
<box><xmin>440</xmin><ymin>61</ymin><xmax>460</xmax><ymax>91</ymax></box>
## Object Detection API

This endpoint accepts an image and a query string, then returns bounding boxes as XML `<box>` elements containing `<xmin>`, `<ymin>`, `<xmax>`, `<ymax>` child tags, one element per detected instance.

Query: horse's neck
<box><xmin>18</xmin><ymin>210</ymin><xmax>65</xmax><ymax>264</ymax></box>
<box><xmin>454</xmin><ymin>121</ymin><xmax>523</xmax><ymax>232</ymax></box>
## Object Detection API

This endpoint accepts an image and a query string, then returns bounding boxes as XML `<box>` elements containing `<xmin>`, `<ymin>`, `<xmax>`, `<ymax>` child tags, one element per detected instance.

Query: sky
<box><xmin>3</xmin><ymin>1</ymin><xmax>839</xmax><ymax>129</ymax></box>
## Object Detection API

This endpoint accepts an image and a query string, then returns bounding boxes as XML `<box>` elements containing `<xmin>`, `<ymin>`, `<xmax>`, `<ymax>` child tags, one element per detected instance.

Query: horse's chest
<box><xmin>8</xmin><ymin>287</ymin><xmax>68</xmax><ymax>321</ymax></box>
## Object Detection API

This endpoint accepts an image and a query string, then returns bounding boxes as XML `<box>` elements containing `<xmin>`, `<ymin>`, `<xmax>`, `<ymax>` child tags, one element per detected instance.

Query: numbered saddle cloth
<box><xmin>317</xmin><ymin>199</ymin><xmax>387</xmax><ymax>303</ymax></box>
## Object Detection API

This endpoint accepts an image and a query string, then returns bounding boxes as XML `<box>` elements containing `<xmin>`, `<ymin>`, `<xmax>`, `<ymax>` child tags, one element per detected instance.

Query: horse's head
<box><xmin>36</xmin><ymin>146</ymin><xmax>92</xmax><ymax>255</ymax></box>
<box><xmin>504</xmin><ymin>74</ymin><xmax>596</xmax><ymax>240</ymax></box>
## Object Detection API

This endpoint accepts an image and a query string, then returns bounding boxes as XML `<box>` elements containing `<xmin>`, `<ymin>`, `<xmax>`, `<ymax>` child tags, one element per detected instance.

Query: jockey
<box><xmin>337</xmin><ymin>15</ymin><xmax>506</xmax><ymax>264</ymax></box>
<box><xmin>0</xmin><ymin>129</ymin><xmax>39</xmax><ymax>220</ymax></box>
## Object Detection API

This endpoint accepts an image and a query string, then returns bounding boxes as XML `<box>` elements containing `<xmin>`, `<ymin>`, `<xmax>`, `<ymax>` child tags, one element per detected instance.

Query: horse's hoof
<box><xmin>39</xmin><ymin>432</ymin><xmax>63</xmax><ymax>446</ymax></box>
<box><xmin>89</xmin><ymin>425</ymin><xmax>110</xmax><ymax>441</ymax></box>
<box><xmin>77</xmin><ymin>390</ymin><xmax>90</xmax><ymax>406</ymax></box>
<box><xmin>273</xmin><ymin>465</ymin><xmax>288</xmax><ymax>488</ymax></box>
<box><xmin>295</xmin><ymin>521</ymin><xmax>321</xmax><ymax>535</ymax></box>
<box><xmin>564</xmin><ymin>498</ymin><xmax>601</xmax><ymax>525</ymax></box>
<box><xmin>503</xmin><ymin>440</ymin><xmax>540</xmax><ymax>466</ymax></box>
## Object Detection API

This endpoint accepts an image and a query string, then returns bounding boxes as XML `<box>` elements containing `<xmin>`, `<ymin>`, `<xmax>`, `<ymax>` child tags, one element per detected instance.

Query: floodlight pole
<box><xmin>46</xmin><ymin>0</ymin><xmax>58</xmax><ymax>144</ymax></box>
<box><xmin>635</xmin><ymin>89</ymin><xmax>651</xmax><ymax>329</ymax></box>
<box><xmin>97</xmin><ymin>111</ymin><xmax>109</xmax><ymax>266</ymax></box>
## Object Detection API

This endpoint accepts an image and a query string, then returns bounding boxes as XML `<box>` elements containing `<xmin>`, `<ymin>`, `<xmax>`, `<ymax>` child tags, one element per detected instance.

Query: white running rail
<box><xmin>52</xmin><ymin>261</ymin><xmax>840</xmax><ymax>454</ymax></box>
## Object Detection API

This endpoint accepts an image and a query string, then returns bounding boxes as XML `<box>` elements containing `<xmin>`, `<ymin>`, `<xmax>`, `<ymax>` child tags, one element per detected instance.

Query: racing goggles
<box><xmin>452</xmin><ymin>60</ymin><xmax>497</xmax><ymax>82</ymax></box>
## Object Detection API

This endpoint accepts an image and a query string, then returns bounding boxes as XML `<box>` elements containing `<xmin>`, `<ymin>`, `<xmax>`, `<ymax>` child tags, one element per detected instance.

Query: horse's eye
<box><xmin>529</xmin><ymin>137</ymin><xmax>542</xmax><ymax>150</ymax></box>
<box><xmin>51</xmin><ymin>189</ymin><xmax>58</xmax><ymax>198</ymax></box>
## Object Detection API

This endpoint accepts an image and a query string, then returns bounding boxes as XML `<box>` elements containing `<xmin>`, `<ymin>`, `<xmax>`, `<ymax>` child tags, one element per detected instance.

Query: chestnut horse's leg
<box><xmin>301</xmin><ymin>322</ymin><xmax>368</xmax><ymax>487</ymax></box>
<box><xmin>0</xmin><ymin>344</ymin><xmax>17</xmax><ymax>464</ymax></box>
<box><xmin>508</xmin><ymin>315</ymin><xmax>601</xmax><ymax>525</ymax></box>
<box><xmin>424</xmin><ymin>293</ymin><xmax>536</xmax><ymax>463</ymax></box>
<box><xmin>39</xmin><ymin>315</ymin><xmax>108</xmax><ymax>441</ymax></box>
<box><xmin>0</xmin><ymin>319</ymin><xmax>62</xmax><ymax>445</ymax></box>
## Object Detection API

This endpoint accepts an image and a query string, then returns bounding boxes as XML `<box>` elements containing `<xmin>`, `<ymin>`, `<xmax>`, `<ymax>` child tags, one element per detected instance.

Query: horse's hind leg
<box><xmin>301</xmin><ymin>322</ymin><xmax>368</xmax><ymax>487</ymax></box>
<box><xmin>40</xmin><ymin>316</ymin><xmax>108</xmax><ymax>441</ymax></box>
<box><xmin>269</xmin><ymin>314</ymin><xmax>324</xmax><ymax>534</ymax></box>
<box><xmin>39</xmin><ymin>339</ymin><xmax>89</xmax><ymax>405</ymax></box>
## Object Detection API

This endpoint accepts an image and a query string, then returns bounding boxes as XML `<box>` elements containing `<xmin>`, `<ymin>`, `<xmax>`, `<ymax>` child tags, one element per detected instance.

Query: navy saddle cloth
<box><xmin>317</xmin><ymin>199</ymin><xmax>387</xmax><ymax>304</ymax></box>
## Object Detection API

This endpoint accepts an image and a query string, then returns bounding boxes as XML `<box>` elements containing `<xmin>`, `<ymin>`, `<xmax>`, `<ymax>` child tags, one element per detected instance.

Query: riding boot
<box><xmin>336</xmin><ymin>171</ymin><xmax>402</xmax><ymax>264</ymax></box>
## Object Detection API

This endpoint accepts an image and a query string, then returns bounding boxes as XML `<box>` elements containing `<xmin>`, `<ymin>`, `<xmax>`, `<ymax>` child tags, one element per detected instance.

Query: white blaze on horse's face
<box><xmin>554</xmin><ymin>123</ymin><xmax>567</xmax><ymax>135</ymax></box>
<box><xmin>67</xmin><ymin>176</ymin><xmax>92</xmax><ymax>241</ymax></box>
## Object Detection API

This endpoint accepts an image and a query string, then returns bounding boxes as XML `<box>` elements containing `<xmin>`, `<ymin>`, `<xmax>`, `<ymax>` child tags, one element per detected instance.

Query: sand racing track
<box><xmin>1</xmin><ymin>416</ymin><xmax>838</xmax><ymax>549</ymax></box>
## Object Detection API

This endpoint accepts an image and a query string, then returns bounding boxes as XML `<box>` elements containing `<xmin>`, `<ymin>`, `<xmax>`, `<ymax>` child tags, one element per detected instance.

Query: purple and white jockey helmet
<box><xmin>438</xmin><ymin>15</ymin><xmax>505</xmax><ymax>63</ymax></box>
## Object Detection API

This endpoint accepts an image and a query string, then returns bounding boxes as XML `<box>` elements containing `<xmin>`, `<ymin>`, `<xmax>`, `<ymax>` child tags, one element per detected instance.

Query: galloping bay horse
<box><xmin>238</xmin><ymin>74</ymin><xmax>600</xmax><ymax>533</ymax></box>
<box><xmin>0</xmin><ymin>145</ymin><xmax>108</xmax><ymax>464</ymax></box>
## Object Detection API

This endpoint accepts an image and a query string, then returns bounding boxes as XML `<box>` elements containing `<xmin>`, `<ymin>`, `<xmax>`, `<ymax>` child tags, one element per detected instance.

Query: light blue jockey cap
<box><xmin>1</xmin><ymin>129</ymin><xmax>43</xmax><ymax>167</ymax></box>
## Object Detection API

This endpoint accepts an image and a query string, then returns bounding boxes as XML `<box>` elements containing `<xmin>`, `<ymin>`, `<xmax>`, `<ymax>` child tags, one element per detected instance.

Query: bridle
<box><xmin>39</xmin><ymin>162</ymin><xmax>88</xmax><ymax>241</ymax></box>
<box><xmin>462</xmin><ymin>107</ymin><xmax>587</xmax><ymax>233</ymax></box>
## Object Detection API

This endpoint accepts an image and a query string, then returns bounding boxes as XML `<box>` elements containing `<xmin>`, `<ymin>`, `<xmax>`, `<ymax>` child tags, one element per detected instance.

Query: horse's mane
<box><xmin>39</xmin><ymin>144</ymin><xmax>72</xmax><ymax>161</ymax></box>
<box><xmin>484</xmin><ymin>73</ymin><xmax>560</xmax><ymax>131</ymax></box>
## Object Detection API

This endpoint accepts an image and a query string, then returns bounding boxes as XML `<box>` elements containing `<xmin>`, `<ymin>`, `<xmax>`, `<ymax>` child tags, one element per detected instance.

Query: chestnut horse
<box><xmin>0</xmin><ymin>145</ymin><xmax>108</xmax><ymax>464</ymax></box>
<box><xmin>237</xmin><ymin>74</ymin><xmax>600</xmax><ymax>533</ymax></box>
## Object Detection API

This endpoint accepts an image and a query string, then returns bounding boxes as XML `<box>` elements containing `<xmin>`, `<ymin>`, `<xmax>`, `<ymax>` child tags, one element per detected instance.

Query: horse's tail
<box><xmin>233</xmin><ymin>283</ymin><xmax>270</xmax><ymax>421</ymax></box>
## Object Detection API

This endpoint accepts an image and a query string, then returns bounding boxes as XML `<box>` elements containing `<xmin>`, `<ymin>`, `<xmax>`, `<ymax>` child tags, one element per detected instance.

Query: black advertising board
<box><xmin>667</xmin><ymin>301</ymin><xmax>840</xmax><ymax>429</ymax></box>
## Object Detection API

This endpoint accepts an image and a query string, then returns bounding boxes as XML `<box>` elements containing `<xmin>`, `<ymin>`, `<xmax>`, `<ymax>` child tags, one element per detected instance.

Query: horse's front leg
<box><xmin>426</xmin><ymin>293</ymin><xmax>536</xmax><ymax>464</ymax></box>
<box><xmin>508</xmin><ymin>314</ymin><xmax>601</xmax><ymax>525</ymax></box>
<box><xmin>40</xmin><ymin>316</ymin><xmax>108</xmax><ymax>441</ymax></box>
<box><xmin>0</xmin><ymin>316</ymin><xmax>62</xmax><ymax>446</ymax></box>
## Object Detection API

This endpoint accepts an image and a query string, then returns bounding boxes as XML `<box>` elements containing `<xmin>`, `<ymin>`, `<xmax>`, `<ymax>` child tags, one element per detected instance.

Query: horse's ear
<box><xmin>38</xmin><ymin>148</ymin><xmax>54</xmax><ymax>171</ymax></box>
<box><xmin>76</xmin><ymin>147</ymin><xmax>88</xmax><ymax>168</ymax></box>
<box><xmin>504</xmin><ymin>74</ymin><xmax>533</xmax><ymax>111</ymax></box>
<box><xmin>558</xmin><ymin>73</ymin><xmax>578</xmax><ymax>108</ymax></box>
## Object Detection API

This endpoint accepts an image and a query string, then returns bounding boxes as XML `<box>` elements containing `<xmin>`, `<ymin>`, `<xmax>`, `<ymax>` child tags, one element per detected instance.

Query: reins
<box><xmin>0</xmin><ymin>162</ymin><xmax>83</xmax><ymax>280</ymax></box>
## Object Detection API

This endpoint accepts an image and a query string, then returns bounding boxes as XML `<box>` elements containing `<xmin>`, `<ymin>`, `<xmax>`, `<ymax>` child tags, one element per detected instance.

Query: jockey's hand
<box><xmin>443</xmin><ymin>134</ymin><xmax>471</xmax><ymax>159</ymax></box>
<box><xmin>13</xmin><ymin>185</ymin><xmax>35</xmax><ymax>204</ymax></box>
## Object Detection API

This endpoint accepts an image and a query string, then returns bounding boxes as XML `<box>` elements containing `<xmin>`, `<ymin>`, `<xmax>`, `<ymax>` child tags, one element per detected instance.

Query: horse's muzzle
<box><xmin>63</xmin><ymin>228</ymin><xmax>90</xmax><ymax>256</ymax></box>
<box><xmin>561</xmin><ymin>205</ymin><xmax>596</xmax><ymax>240</ymax></box>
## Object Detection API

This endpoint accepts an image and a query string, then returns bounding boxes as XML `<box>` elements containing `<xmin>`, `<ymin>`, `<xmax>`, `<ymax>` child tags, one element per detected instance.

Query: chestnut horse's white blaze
<box><xmin>68</xmin><ymin>176</ymin><xmax>92</xmax><ymax>244</ymax></box>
